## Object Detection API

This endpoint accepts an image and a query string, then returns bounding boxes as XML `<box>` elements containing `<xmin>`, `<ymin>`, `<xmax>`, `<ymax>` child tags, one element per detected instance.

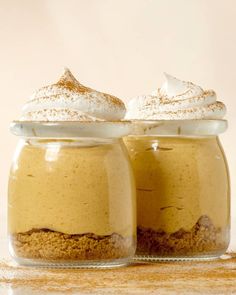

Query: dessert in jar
<box><xmin>124</xmin><ymin>74</ymin><xmax>230</xmax><ymax>260</ymax></box>
<box><xmin>8</xmin><ymin>68</ymin><xmax>136</xmax><ymax>268</ymax></box>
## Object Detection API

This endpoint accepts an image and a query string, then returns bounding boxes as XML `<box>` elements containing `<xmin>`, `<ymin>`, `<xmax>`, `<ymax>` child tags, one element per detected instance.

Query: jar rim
<box><xmin>10</xmin><ymin>119</ymin><xmax>227</xmax><ymax>138</ymax></box>
<box><xmin>129</xmin><ymin>119</ymin><xmax>227</xmax><ymax>136</ymax></box>
<box><xmin>10</xmin><ymin>121</ymin><xmax>133</xmax><ymax>138</ymax></box>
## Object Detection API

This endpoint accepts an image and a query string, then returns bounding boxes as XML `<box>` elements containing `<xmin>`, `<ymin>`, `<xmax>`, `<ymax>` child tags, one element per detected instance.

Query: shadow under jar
<box><xmin>8</xmin><ymin>121</ymin><xmax>136</xmax><ymax>268</ymax></box>
<box><xmin>124</xmin><ymin>120</ymin><xmax>230</xmax><ymax>261</ymax></box>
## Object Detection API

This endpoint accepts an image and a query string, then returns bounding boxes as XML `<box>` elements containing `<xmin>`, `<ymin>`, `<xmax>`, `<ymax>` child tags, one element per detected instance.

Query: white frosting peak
<box><xmin>58</xmin><ymin>67</ymin><xmax>79</xmax><ymax>85</ymax></box>
<box><xmin>20</xmin><ymin>68</ymin><xmax>126</xmax><ymax>121</ymax></box>
<box><xmin>126</xmin><ymin>74</ymin><xmax>226</xmax><ymax>120</ymax></box>
<box><xmin>160</xmin><ymin>73</ymin><xmax>204</xmax><ymax>100</ymax></box>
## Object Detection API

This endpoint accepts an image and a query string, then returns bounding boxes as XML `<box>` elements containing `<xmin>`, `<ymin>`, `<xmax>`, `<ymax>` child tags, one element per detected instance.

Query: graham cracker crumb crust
<box><xmin>137</xmin><ymin>215</ymin><xmax>228</xmax><ymax>257</ymax></box>
<box><xmin>11</xmin><ymin>230</ymin><xmax>134</xmax><ymax>261</ymax></box>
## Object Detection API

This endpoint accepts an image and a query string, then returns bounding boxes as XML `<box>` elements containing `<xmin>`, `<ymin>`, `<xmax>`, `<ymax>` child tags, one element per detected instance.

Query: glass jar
<box><xmin>9</xmin><ymin>121</ymin><xmax>136</xmax><ymax>268</ymax></box>
<box><xmin>124</xmin><ymin>120</ymin><xmax>230</xmax><ymax>260</ymax></box>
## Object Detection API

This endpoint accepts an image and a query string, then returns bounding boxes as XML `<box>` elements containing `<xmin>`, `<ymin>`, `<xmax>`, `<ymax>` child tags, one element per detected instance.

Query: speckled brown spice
<box><xmin>23</xmin><ymin>108</ymin><xmax>100</xmax><ymax>121</ymax></box>
<box><xmin>31</xmin><ymin>68</ymin><xmax>124</xmax><ymax>108</ymax></box>
<box><xmin>0</xmin><ymin>254</ymin><xmax>236</xmax><ymax>294</ymax></box>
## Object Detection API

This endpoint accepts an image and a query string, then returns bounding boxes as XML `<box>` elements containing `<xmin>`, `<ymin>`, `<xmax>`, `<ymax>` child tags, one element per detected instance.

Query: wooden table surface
<box><xmin>0</xmin><ymin>239</ymin><xmax>236</xmax><ymax>295</ymax></box>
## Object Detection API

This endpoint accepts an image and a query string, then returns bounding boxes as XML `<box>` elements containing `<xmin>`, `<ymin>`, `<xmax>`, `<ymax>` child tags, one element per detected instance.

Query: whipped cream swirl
<box><xmin>20</xmin><ymin>68</ymin><xmax>126</xmax><ymax>121</ymax></box>
<box><xmin>126</xmin><ymin>74</ymin><xmax>226</xmax><ymax>120</ymax></box>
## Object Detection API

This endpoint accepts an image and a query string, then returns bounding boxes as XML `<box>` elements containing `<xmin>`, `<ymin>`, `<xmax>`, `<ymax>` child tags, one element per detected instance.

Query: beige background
<box><xmin>0</xmin><ymin>0</ymin><xmax>235</xmax><ymax>248</ymax></box>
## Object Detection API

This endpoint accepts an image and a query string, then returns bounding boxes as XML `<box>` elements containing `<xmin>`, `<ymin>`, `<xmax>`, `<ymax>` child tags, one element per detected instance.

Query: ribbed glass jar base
<box><xmin>11</xmin><ymin>256</ymin><xmax>131</xmax><ymax>269</ymax></box>
<box><xmin>134</xmin><ymin>252</ymin><xmax>226</xmax><ymax>262</ymax></box>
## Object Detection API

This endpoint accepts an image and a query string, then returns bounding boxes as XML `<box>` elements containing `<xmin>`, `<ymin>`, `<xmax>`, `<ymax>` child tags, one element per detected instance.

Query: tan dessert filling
<box><xmin>8</xmin><ymin>139</ymin><xmax>136</xmax><ymax>237</ymax></box>
<box><xmin>124</xmin><ymin>136</ymin><xmax>230</xmax><ymax>255</ymax></box>
<box><xmin>8</xmin><ymin>139</ymin><xmax>136</xmax><ymax>260</ymax></box>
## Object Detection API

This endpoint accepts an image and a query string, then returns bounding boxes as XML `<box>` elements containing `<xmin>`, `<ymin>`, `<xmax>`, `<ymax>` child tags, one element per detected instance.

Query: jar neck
<box><xmin>126</xmin><ymin>135</ymin><xmax>219</xmax><ymax>140</ymax></box>
<box><xmin>22</xmin><ymin>137</ymin><xmax>120</xmax><ymax>148</ymax></box>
